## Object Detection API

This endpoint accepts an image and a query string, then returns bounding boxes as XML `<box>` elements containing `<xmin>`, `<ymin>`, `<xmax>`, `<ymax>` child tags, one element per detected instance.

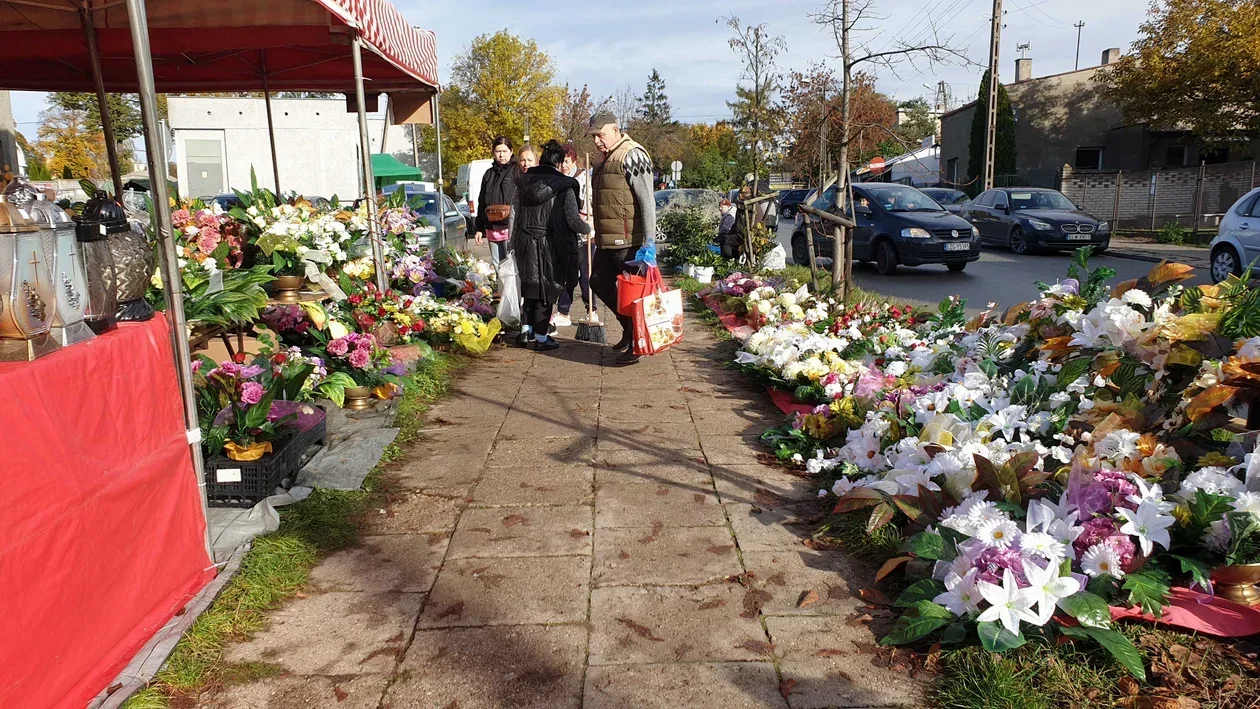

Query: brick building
<box><xmin>938</xmin><ymin>49</ymin><xmax>1260</xmax><ymax>191</ymax></box>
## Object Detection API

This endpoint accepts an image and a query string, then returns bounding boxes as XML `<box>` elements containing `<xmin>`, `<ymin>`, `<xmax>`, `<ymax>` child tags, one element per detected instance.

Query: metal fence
<box><xmin>1060</xmin><ymin>160</ymin><xmax>1259</xmax><ymax>238</ymax></box>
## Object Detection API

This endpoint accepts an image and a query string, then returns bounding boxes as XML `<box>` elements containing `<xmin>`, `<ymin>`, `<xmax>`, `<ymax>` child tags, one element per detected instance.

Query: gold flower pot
<box><xmin>343</xmin><ymin>385</ymin><xmax>374</xmax><ymax>411</ymax></box>
<box><xmin>1211</xmin><ymin>563</ymin><xmax>1260</xmax><ymax>607</ymax></box>
<box><xmin>224</xmin><ymin>440</ymin><xmax>273</xmax><ymax>462</ymax></box>
<box><xmin>272</xmin><ymin>275</ymin><xmax>305</xmax><ymax>304</ymax></box>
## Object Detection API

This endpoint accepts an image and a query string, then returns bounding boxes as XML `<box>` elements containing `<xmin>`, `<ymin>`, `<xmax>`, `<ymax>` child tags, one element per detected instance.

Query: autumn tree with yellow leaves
<box><xmin>1102</xmin><ymin>0</ymin><xmax>1260</xmax><ymax>141</ymax></box>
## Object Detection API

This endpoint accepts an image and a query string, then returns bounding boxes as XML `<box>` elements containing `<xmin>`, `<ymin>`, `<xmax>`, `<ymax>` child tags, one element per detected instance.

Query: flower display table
<box><xmin>0</xmin><ymin>314</ymin><xmax>215</xmax><ymax>708</ymax></box>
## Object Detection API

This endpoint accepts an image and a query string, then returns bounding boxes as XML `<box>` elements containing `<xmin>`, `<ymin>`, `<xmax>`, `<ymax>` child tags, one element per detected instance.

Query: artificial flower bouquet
<box><xmin>319</xmin><ymin>331</ymin><xmax>401</xmax><ymax>390</ymax></box>
<box><xmin>339</xmin><ymin>283</ymin><xmax>426</xmax><ymax>346</ymax></box>
<box><xmin>193</xmin><ymin>354</ymin><xmax>296</xmax><ymax>461</ymax></box>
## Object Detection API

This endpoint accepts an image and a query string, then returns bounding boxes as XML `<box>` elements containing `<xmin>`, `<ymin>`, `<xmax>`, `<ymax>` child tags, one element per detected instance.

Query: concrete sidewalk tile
<box><xmin>597</xmin><ymin>404</ymin><xmax>694</xmax><ymax>423</ymax></box>
<box><xmin>596</xmin><ymin>421</ymin><xmax>700</xmax><ymax>451</ymax></box>
<box><xmin>197</xmin><ymin>674</ymin><xmax>389</xmax><ymax>709</ymax></box>
<box><xmin>390</xmin><ymin>454</ymin><xmax>486</xmax><ymax>490</ymax></box>
<box><xmin>417</xmin><ymin>556</ymin><xmax>590</xmax><ymax>627</ymax></box>
<box><xmin>711</xmin><ymin>464</ymin><xmax>819</xmax><ymax>506</ymax></box>
<box><xmin>741</xmin><ymin>550</ymin><xmax>863</xmax><ymax>616</ymax></box>
<box><xmin>766</xmin><ymin>615</ymin><xmax>926</xmax><ymax>708</ymax></box>
<box><xmin>692</xmin><ymin>408</ymin><xmax>784</xmax><ymax>434</ymax></box>
<box><xmin>588</xmin><ymin>585</ymin><xmax>768</xmax><ymax>665</ymax></box>
<box><xmin>446</xmin><ymin>505</ymin><xmax>593</xmax><ymax>558</ymax></box>
<box><xmin>223</xmin><ymin>591</ymin><xmax>423</xmax><ymax>675</ymax></box>
<box><xmin>593</xmin><ymin>526</ymin><xmax>741</xmax><ymax>586</ymax></box>
<box><xmin>499</xmin><ymin>411</ymin><xmax>598</xmax><ymax>439</ymax></box>
<box><xmin>700</xmin><ymin>435</ymin><xmax>771</xmax><ymax>466</ymax></box>
<box><xmin>583</xmin><ymin>663</ymin><xmax>787</xmax><ymax>709</ymax></box>
<box><xmin>486</xmin><ymin>436</ymin><xmax>596</xmax><ymax>468</ymax></box>
<box><xmin>387</xmin><ymin>624</ymin><xmax>585</xmax><ymax>709</ymax></box>
<box><xmin>308</xmin><ymin>534</ymin><xmax>449</xmax><ymax>594</ymax></box>
<box><xmin>724</xmin><ymin>503</ymin><xmax>816</xmax><ymax>552</ymax></box>
<box><xmin>594</xmin><ymin>479</ymin><xmax>724</xmax><ymax>528</ymax></box>
<box><xmin>361</xmin><ymin>492</ymin><xmax>465</xmax><ymax>535</ymax></box>
<box><xmin>409</xmin><ymin>432</ymin><xmax>496</xmax><ymax>459</ymax></box>
<box><xmin>471</xmin><ymin>466</ymin><xmax>594</xmax><ymax>506</ymax></box>
<box><xmin>594</xmin><ymin>448</ymin><xmax>709</xmax><ymax>470</ymax></box>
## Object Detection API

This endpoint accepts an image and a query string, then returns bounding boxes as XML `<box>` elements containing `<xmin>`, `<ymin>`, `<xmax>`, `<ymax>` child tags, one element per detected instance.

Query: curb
<box><xmin>1104</xmin><ymin>249</ymin><xmax>1209</xmax><ymax>269</ymax></box>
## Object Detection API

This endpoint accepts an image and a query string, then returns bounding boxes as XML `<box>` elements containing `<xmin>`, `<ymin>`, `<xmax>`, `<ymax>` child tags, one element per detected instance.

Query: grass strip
<box><xmin>123</xmin><ymin>352</ymin><xmax>464</xmax><ymax>707</ymax></box>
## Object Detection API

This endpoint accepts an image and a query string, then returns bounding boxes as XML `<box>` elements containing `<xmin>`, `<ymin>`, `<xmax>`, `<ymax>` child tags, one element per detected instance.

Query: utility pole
<box><xmin>1074</xmin><ymin>21</ymin><xmax>1085</xmax><ymax>70</ymax></box>
<box><xmin>983</xmin><ymin>0</ymin><xmax>1003</xmax><ymax>190</ymax></box>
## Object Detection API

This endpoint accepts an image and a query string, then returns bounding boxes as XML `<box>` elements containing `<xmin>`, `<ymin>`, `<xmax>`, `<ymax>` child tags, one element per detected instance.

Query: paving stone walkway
<box><xmin>196</xmin><ymin>310</ymin><xmax>925</xmax><ymax>709</ymax></box>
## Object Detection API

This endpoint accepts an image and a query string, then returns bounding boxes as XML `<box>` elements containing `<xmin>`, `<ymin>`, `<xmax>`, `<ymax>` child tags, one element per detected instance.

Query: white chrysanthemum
<box><xmin>1081</xmin><ymin>543</ymin><xmax>1124</xmax><ymax>578</ymax></box>
<box><xmin>1095</xmin><ymin>429</ymin><xmax>1142</xmax><ymax>462</ymax></box>
<box><xmin>977</xmin><ymin>518</ymin><xmax>1020</xmax><ymax>548</ymax></box>
<box><xmin>1020</xmin><ymin>532</ymin><xmax>1067</xmax><ymax>562</ymax></box>
<box><xmin>1179</xmin><ymin>467</ymin><xmax>1244</xmax><ymax>499</ymax></box>
<box><xmin>1121</xmin><ymin>289</ymin><xmax>1153</xmax><ymax>308</ymax></box>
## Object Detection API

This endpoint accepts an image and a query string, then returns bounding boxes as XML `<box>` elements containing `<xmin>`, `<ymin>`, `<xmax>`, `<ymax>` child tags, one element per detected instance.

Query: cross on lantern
<box><xmin>28</xmin><ymin>250</ymin><xmax>40</xmax><ymax>286</ymax></box>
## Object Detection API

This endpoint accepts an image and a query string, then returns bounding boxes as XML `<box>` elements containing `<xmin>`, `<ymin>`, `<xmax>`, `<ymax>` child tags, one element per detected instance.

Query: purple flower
<box><xmin>973</xmin><ymin>546</ymin><xmax>1029</xmax><ymax>586</ymax></box>
<box><xmin>1069</xmin><ymin>469</ymin><xmax>1139</xmax><ymax>517</ymax></box>
<box><xmin>240</xmin><ymin>381</ymin><xmax>265</xmax><ymax>405</ymax></box>
<box><xmin>239</xmin><ymin>365</ymin><xmax>265</xmax><ymax>379</ymax></box>
<box><xmin>348</xmin><ymin>348</ymin><xmax>371</xmax><ymax>369</ymax></box>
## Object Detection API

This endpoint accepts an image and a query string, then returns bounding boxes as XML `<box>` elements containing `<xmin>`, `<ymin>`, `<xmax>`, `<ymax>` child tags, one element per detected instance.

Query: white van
<box><xmin>456</xmin><ymin>159</ymin><xmax>494</xmax><ymax>217</ymax></box>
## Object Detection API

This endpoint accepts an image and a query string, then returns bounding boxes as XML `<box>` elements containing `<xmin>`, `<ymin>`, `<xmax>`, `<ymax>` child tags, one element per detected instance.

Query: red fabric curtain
<box><xmin>0</xmin><ymin>316</ymin><xmax>215</xmax><ymax>709</ymax></box>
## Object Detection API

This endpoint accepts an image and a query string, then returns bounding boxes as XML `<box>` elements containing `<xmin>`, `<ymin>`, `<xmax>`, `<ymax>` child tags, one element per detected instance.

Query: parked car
<box><xmin>1208</xmin><ymin>186</ymin><xmax>1260</xmax><ymax>283</ymax></box>
<box><xmin>920</xmin><ymin>187</ymin><xmax>971</xmax><ymax>214</ymax></box>
<box><xmin>961</xmin><ymin>187</ymin><xmax>1110</xmax><ymax>255</ymax></box>
<box><xmin>456</xmin><ymin>159</ymin><xmax>494</xmax><ymax>218</ymax></box>
<box><xmin>791</xmin><ymin>182</ymin><xmax>980</xmax><ymax>274</ymax></box>
<box><xmin>380</xmin><ymin>186</ymin><xmax>468</xmax><ymax>251</ymax></box>
<box><xmin>455</xmin><ymin>201</ymin><xmax>475</xmax><ymax>233</ymax></box>
<box><xmin>777</xmin><ymin>188</ymin><xmax>812</xmax><ymax>217</ymax></box>
<box><xmin>654</xmin><ymin>188</ymin><xmax>722</xmax><ymax>242</ymax></box>
<box><xmin>208</xmin><ymin>193</ymin><xmax>243</xmax><ymax>211</ymax></box>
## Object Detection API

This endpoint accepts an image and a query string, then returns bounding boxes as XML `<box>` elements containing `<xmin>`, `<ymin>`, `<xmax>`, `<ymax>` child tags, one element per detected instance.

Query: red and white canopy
<box><xmin>0</xmin><ymin>0</ymin><xmax>438</xmax><ymax>93</ymax></box>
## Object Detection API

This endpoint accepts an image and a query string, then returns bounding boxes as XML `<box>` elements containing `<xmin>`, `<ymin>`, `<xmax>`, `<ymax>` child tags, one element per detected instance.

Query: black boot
<box><xmin>612</xmin><ymin>334</ymin><xmax>632</xmax><ymax>352</ymax></box>
<box><xmin>514</xmin><ymin>331</ymin><xmax>535</xmax><ymax>348</ymax></box>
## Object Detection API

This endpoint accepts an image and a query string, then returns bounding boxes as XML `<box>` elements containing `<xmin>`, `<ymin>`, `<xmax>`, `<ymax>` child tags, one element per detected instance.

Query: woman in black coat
<box><xmin>509</xmin><ymin>140</ymin><xmax>591</xmax><ymax>351</ymax></box>
<box><xmin>473</xmin><ymin>136</ymin><xmax>521</xmax><ymax>264</ymax></box>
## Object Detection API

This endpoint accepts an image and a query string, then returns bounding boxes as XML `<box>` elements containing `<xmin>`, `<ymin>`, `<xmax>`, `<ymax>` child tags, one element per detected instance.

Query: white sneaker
<box><xmin>587</xmin><ymin>310</ymin><xmax>600</xmax><ymax>324</ymax></box>
<box><xmin>552</xmin><ymin>312</ymin><xmax>572</xmax><ymax>327</ymax></box>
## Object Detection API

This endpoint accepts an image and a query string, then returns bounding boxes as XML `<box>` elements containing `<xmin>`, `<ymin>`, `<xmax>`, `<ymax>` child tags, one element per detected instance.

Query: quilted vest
<box><xmin>592</xmin><ymin>135</ymin><xmax>647</xmax><ymax>249</ymax></box>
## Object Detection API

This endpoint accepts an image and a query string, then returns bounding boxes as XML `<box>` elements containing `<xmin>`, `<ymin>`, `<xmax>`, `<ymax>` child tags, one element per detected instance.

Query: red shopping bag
<box><xmin>631</xmin><ymin>268</ymin><xmax>685</xmax><ymax>356</ymax></box>
<box><xmin>616</xmin><ymin>267</ymin><xmax>655</xmax><ymax>317</ymax></box>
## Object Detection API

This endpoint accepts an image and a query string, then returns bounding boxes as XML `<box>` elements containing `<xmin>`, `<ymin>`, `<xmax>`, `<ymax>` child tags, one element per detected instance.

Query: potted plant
<box><xmin>198</xmin><ymin>357</ymin><xmax>296</xmax><ymax>461</ymax></box>
<box><xmin>319</xmin><ymin>331</ymin><xmax>400</xmax><ymax>409</ymax></box>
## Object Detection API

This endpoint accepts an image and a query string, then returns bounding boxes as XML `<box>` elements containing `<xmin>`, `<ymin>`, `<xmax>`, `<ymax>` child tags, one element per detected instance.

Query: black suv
<box><xmin>777</xmin><ymin>188</ymin><xmax>811</xmax><ymax>217</ymax></box>
<box><xmin>961</xmin><ymin>187</ymin><xmax>1111</xmax><ymax>254</ymax></box>
<box><xmin>791</xmin><ymin>183</ymin><xmax>981</xmax><ymax>274</ymax></box>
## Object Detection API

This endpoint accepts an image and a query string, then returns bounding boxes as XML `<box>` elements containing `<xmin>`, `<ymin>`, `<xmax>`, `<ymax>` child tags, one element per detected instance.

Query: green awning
<box><xmin>371</xmin><ymin>154</ymin><xmax>423</xmax><ymax>180</ymax></box>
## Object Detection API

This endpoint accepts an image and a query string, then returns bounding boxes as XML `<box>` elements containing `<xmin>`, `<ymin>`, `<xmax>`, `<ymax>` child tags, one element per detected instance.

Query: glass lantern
<box><xmin>3</xmin><ymin>178</ymin><xmax>94</xmax><ymax>346</ymax></box>
<box><xmin>80</xmin><ymin>190</ymin><xmax>154</xmax><ymax>322</ymax></box>
<box><xmin>74</xmin><ymin>206</ymin><xmax>120</xmax><ymax>335</ymax></box>
<box><xmin>0</xmin><ymin>197</ymin><xmax>60</xmax><ymax>361</ymax></box>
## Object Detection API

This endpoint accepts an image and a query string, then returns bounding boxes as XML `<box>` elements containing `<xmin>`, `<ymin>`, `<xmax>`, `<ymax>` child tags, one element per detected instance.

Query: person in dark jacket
<box><xmin>717</xmin><ymin>198</ymin><xmax>737</xmax><ymax>259</ymax></box>
<box><xmin>473</xmin><ymin>136</ymin><xmax>521</xmax><ymax>265</ymax></box>
<box><xmin>509</xmin><ymin>140</ymin><xmax>591</xmax><ymax>351</ymax></box>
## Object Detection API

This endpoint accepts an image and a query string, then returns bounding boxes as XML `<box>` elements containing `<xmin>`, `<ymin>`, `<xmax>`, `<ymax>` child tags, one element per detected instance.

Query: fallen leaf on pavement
<box><xmin>859</xmin><ymin>588</ymin><xmax>894</xmax><ymax>606</ymax></box>
<box><xmin>435</xmin><ymin>601</ymin><xmax>464</xmax><ymax>620</ymax></box>
<box><xmin>779</xmin><ymin>679</ymin><xmax>797</xmax><ymax>699</ymax></box>
<box><xmin>617</xmin><ymin>617</ymin><xmax>664</xmax><ymax>642</ymax></box>
<box><xmin>737</xmin><ymin>640</ymin><xmax>776</xmax><ymax>655</ymax></box>
<box><xmin>502</xmin><ymin>514</ymin><xmax>528</xmax><ymax>527</ymax></box>
<box><xmin>797</xmin><ymin>590</ymin><xmax>822</xmax><ymax>608</ymax></box>
<box><xmin>815</xmin><ymin>648</ymin><xmax>848</xmax><ymax>657</ymax></box>
<box><xmin>698</xmin><ymin>598</ymin><xmax>727</xmax><ymax>610</ymax></box>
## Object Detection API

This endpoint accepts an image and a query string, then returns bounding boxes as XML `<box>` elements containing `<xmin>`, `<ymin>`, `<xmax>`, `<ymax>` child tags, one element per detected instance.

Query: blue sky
<box><xmin>9</xmin><ymin>0</ymin><xmax>1151</xmax><ymax>134</ymax></box>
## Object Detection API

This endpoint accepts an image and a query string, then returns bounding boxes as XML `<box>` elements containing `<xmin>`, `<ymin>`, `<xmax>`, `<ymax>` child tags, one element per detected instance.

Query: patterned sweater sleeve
<box><xmin>623</xmin><ymin>147</ymin><xmax>657</xmax><ymax>247</ymax></box>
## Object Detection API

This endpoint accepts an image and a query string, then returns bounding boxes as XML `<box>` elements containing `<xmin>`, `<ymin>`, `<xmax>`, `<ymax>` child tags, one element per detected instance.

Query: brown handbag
<box><xmin>486</xmin><ymin>204</ymin><xmax>511</xmax><ymax>222</ymax></box>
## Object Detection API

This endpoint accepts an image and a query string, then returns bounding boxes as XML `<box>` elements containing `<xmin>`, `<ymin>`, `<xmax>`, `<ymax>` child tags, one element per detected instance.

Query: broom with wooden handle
<box><xmin>575</xmin><ymin>154</ymin><xmax>606</xmax><ymax>343</ymax></box>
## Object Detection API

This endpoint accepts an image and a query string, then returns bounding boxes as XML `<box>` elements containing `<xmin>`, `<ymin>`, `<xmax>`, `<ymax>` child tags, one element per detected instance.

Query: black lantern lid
<box><xmin>78</xmin><ymin>190</ymin><xmax>129</xmax><ymax>235</ymax></box>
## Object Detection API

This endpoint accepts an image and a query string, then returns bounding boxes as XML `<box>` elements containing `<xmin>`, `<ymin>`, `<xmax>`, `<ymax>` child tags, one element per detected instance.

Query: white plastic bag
<box><xmin>495</xmin><ymin>252</ymin><xmax>522</xmax><ymax>329</ymax></box>
<box><xmin>759</xmin><ymin>243</ymin><xmax>787</xmax><ymax>271</ymax></box>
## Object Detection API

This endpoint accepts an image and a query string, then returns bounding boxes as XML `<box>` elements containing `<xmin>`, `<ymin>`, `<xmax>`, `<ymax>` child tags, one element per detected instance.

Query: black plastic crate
<box><xmin>204</xmin><ymin>405</ymin><xmax>327</xmax><ymax>507</ymax></box>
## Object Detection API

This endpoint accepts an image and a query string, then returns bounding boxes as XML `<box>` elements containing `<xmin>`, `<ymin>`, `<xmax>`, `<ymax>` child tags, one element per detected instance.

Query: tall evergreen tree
<box><xmin>967</xmin><ymin>70</ymin><xmax>1017</xmax><ymax>192</ymax></box>
<box><xmin>637</xmin><ymin>69</ymin><xmax>672</xmax><ymax>125</ymax></box>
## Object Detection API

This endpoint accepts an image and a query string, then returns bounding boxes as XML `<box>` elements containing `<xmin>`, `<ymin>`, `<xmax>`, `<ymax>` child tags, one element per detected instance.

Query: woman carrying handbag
<box><xmin>473</xmin><ymin>136</ymin><xmax>521</xmax><ymax>265</ymax></box>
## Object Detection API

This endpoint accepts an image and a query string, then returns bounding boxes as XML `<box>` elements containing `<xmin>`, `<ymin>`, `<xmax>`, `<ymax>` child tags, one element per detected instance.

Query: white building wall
<box><xmin>889</xmin><ymin>146</ymin><xmax>941</xmax><ymax>187</ymax></box>
<box><xmin>0</xmin><ymin>91</ymin><xmax>18</xmax><ymax>174</ymax></box>
<box><xmin>168</xmin><ymin>96</ymin><xmax>411</xmax><ymax>200</ymax></box>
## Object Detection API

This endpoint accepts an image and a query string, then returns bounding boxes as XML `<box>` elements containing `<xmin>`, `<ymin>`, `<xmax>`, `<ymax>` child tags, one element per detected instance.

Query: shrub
<box><xmin>660</xmin><ymin>206</ymin><xmax>718</xmax><ymax>270</ymax></box>
<box><xmin>1157</xmin><ymin>221</ymin><xmax>1188</xmax><ymax>245</ymax></box>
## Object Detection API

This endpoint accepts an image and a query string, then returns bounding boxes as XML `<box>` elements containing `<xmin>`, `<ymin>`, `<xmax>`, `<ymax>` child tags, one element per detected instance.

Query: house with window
<box><xmin>938</xmin><ymin>48</ymin><xmax>1259</xmax><ymax>190</ymax></box>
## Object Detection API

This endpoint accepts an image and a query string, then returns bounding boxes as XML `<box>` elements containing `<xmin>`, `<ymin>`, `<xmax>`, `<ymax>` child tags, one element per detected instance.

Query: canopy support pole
<box><xmin>434</xmin><ymin>92</ymin><xmax>446</xmax><ymax>248</ymax></box>
<box><xmin>79</xmin><ymin>5</ymin><xmax>124</xmax><ymax>197</ymax></box>
<box><xmin>261</xmin><ymin>50</ymin><xmax>281</xmax><ymax>195</ymax></box>
<box><xmin>123</xmin><ymin>0</ymin><xmax>215</xmax><ymax>566</ymax></box>
<box><xmin>352</xmin><ymin>35</ymin><xmax>387</xmax><ymax>292</ymax></box>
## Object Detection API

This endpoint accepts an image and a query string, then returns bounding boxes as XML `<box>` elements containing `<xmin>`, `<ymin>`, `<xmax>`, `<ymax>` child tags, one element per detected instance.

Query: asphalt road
<box><xmin>775</xmin><ymin>222</ymin><xmax>1210</xmax><ymax>314</ymax></box>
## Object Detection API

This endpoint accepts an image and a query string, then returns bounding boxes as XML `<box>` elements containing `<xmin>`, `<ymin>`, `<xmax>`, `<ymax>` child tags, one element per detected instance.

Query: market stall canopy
<box><xmin>371</xmin><ymin>153</ymin><xmax>422</xmax><ymax>183</ymax></box>
<box><xmin>0</xmin><ymin>0</ymin><xmax>438</xmax><ymax>93</ymax></box>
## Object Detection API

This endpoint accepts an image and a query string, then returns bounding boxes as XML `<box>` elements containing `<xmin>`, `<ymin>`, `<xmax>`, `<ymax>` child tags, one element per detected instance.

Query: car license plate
<box><xmin>1067</xmin><ymin>234</ymin><xmax>1092</xmax><ymax>241</ymax></box>
<box><xmin>944</xmin><ymin>242</ymin><xmax>970</xmax><ymax>252</ymax></box>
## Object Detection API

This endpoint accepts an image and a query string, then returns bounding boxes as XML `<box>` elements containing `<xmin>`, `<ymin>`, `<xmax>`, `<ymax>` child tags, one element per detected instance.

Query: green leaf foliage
<box><xmin>1059</xmin><ymin>624</ymin><xmax>1146</xmax><ymax>681</ymax></box>
<box><xmin>977</xmin><ymin>620</ymin><xmax>1027</xmax><ymax>652</ymax></box>
<box><xmin>894</xmin><ymin>579</ymin><xmax>947</xmax><ymax>608</ymax></box>
<box><xmin>880</xmin><ymin>601</ymin><xmax>951</xmax><ymax>646</ymax></box>
<box><xmin>1122</xmin><ymin>569</ymin><xmax>1171</xmax><ymax>617</ymax></box>
<box><xmin>1056</xmin><ymin>591</ymin><xmax>1112</xmax><ymax>629</ymax></box>
<box><xmin>899</xmin><ymin>530</ymin><xmax>952</xmax><ymax>561</ymax></box>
